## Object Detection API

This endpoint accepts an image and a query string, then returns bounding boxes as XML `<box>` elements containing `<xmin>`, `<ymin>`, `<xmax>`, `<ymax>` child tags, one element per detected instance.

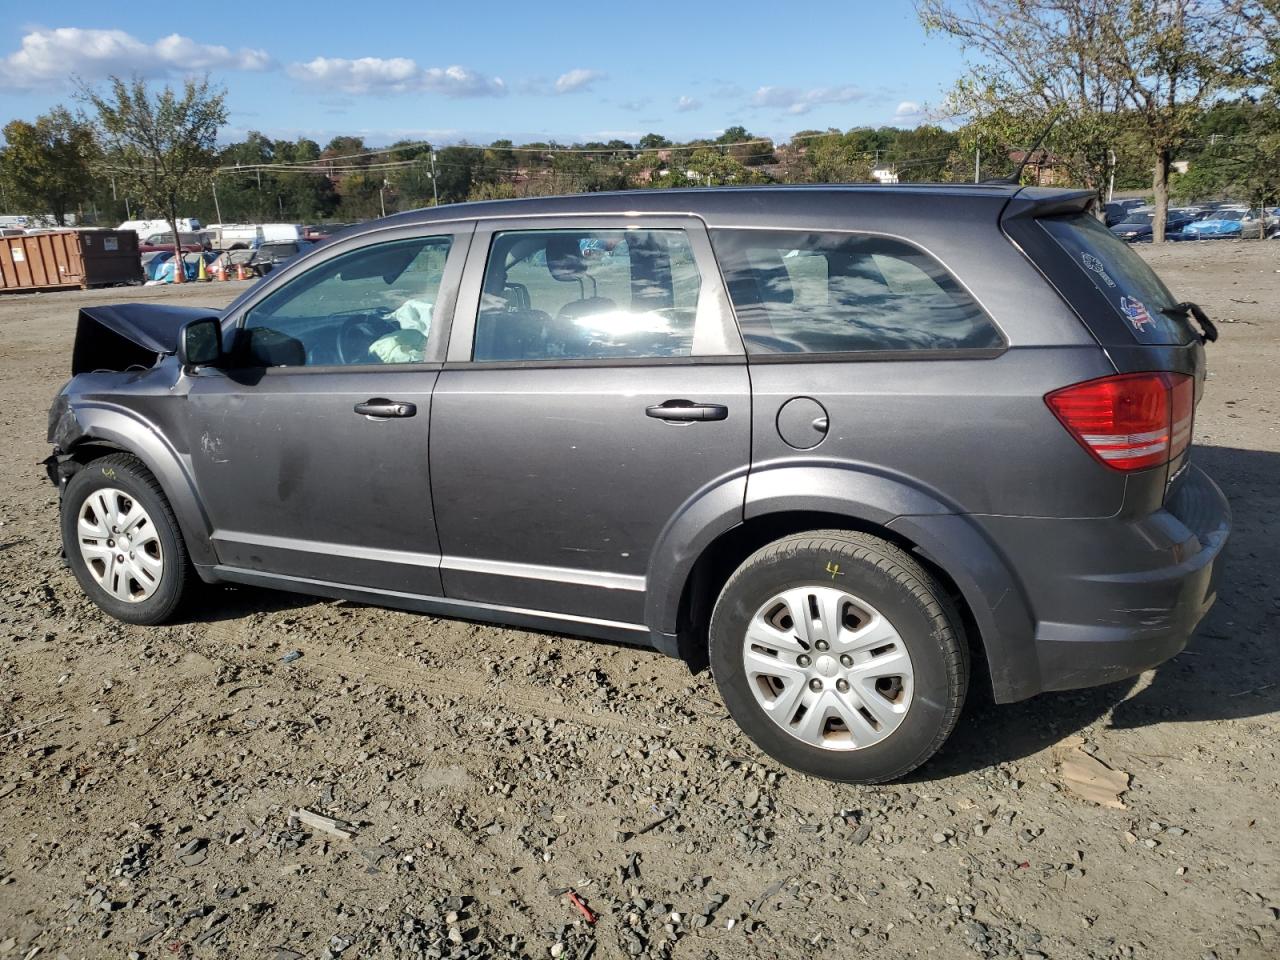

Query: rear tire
<box><xmin>708</xmin><ymin>530</ymin><xmax>967</xmax><ymax>783</ymax></box>
<box><xmin>60</xmin><ymin>453</ymin><xmax>191</xmax><ymax>625</ymax></box>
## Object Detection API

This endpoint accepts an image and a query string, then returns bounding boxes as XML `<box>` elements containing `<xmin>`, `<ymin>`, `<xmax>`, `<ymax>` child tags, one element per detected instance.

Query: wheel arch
<box><xmin>656</xmin><ymin>466</ymin><xmax>1041</xmax><ymax>702</ymax></box>
<box><xmin>52</xmin><ymin>402</ymin><xmax>217</xmax><ymax>567</ymax></box>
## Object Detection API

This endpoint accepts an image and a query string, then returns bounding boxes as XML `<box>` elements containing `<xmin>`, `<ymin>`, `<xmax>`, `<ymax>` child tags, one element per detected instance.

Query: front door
<box><xmin>185</xmin><ymin>227</ymin><xmax>470</xmax><ymax>594</ymax></box>
<box><xmin>430</xmin><ymin>216</ymin><xmax>750</xmax><ymax>626</ymax></box>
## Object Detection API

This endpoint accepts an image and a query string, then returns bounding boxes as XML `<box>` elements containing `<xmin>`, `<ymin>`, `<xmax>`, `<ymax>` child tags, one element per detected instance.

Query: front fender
<box><xmin>50</xmin><ymin>399</ymin><xmax>217</xmax><ymax>567</ymax></box>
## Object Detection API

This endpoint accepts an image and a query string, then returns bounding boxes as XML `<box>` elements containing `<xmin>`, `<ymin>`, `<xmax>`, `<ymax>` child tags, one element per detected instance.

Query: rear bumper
<box><xmin>970</xmin><ymin>464</ymin><xmax>1230</xmax><ymax>700</ymax></box>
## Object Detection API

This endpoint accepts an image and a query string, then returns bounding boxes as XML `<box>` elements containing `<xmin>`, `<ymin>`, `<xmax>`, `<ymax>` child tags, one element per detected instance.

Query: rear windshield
<box><xmin>1039</xmin><ymin>213</ymin><xmax>1195</xmax><ymax>344</ymax></box>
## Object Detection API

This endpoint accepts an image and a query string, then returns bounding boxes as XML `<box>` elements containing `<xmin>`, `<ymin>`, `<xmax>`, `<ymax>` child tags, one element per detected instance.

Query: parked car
<box><xmin>43</xmin><ymin>185</ymin><xmax>1229</xmax><ymax>783</ymax></box>
<box><xmin>1109</xmin><ymin>210</ymin><xmax>1194</xmax><ymax>242</ymax></box>
<box><xmin>138</xmin><ymin>231</ymin><xmax>207</xmax><ymax>254</ymax></box>
<box><xmin>1102</xmin><ymin>199</ymin><xmax>1146</xmax><ymax>226</ymax></box>
<box><xmin>247</xmin><ymin>240</ymin><xmax>314</xmax><ymax>276</ymax></box>
<box><xmin>1180</xmin><ymin>208</ymin><xmax>1269</xmax><ymax>240</ymax></box>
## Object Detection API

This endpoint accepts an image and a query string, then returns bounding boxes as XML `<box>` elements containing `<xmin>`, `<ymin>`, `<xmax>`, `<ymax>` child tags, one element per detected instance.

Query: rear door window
<box><xmin>1038</xmin><ymin>214</ymin><xmax>1194</xmax><ymax>344</ymax></box>
<box><xmin>473</xmin><ymin>228</ymin><xmax>700</xmax><ymax>361</ymax></box>
<box><xmin>711</xmin><ymin>229</ymin><xmax>1002</xmax><ymax>355</ymax></box>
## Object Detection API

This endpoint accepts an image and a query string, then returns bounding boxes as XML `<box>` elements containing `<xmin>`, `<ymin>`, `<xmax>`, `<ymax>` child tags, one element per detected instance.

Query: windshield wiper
<box><xmin>1160</xmin><ymin>301</ymin><xmax>1219</xmax><ymax>344</ymax></box>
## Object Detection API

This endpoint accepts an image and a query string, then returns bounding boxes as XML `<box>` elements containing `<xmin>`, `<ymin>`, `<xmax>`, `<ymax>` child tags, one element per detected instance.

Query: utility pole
<box><xmin>1107</xmin><ymin>149</ymin><xmax>1116</xmax><ymax>203</ymax></box>
<box><xmin>380</xmin><ymin>180</ymin><xmax>387</xmax><ymax>218</ymax></box>
<box><xmin>211</xmin><ymin>176</ymin><xmax>222</xmax><ymax>224</ymax></box>
<box><xmin>430</xmin><ymin>150</ymin><xmax>439</xmax><ymax>205</ymax></box>
<box><xmin>974</xmin><ymin>145</ymin><xmax>980</xmax><ymax>184</ymax></box>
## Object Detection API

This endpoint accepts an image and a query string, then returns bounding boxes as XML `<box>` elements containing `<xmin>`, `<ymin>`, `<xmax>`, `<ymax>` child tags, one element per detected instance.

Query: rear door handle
<box><xmin>354</xmin><ymin>398</ymin><xmax>417</xmax><ymax>418</ymax></box>
<box><xmin>645</xmin><ymin>400</ymin><xmax>729</xmax><ymax>422</ymax></box>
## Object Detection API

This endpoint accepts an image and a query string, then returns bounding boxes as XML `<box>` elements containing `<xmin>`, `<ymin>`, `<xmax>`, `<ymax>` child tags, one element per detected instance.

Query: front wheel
<box><xmin>708</xmin><ymin>530</ymin><xmax>968</xmax><ymax>783</ymax></box>
<box><xmin>60</xmin><ymin>454</ymin><xmax>191</xmax><ymax>625</ymax></box>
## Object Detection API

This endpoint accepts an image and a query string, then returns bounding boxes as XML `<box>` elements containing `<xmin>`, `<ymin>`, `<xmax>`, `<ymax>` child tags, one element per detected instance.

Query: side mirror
<box><xmin>178</xmin><ymin>317</ymin><xmax>223</xmax><ymax>369</ymax></box>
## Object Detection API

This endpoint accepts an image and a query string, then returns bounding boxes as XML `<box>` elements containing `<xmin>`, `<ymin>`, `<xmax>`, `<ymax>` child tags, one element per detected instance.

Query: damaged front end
<box><xmin>44</xmin><ymin>393</ymin><xmax>84</xmax><ymax>489</ymax></box>
<box><xmin>70</xmin><ymin>302</ymin><xmax>223</xmax><ymax>376</ymax></box>
<box><xmin>45</xmin><ymin>301</ymin><xmax>223</xmax><ymax>491</ymax></box>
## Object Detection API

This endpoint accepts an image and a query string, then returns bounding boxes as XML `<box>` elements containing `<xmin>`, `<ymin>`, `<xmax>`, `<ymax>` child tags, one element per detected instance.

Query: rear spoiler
<box><xmin>1002</xmin><ymin>188</ymin><xmax>1096</xmax><ymax>221</ymax></box>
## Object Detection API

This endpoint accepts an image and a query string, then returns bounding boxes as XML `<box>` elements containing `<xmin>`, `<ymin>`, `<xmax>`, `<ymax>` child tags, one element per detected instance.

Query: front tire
<box><xmin>708</xmin><ymin>530</ymin><xmax>967</xmax><ymax>783</ymax></box>
<box><xmin>60</xmin><ymin>453</ymin><xmax>191</xmax><ymax>625</ymax></box>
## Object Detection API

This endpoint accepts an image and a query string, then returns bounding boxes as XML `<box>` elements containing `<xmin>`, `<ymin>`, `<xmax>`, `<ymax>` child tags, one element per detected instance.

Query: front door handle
<box><xmin>354</xmin><ymin>398</ymin><xmax>417</xmax><ymax>418</ymax></box>
<box><xmin>645</xmin><ymin>399</ymin><xmax>729</xmax><ymax>422</ymax></box>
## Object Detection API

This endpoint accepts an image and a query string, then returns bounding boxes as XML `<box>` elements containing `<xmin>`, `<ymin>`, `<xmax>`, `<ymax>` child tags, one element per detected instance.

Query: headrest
<box><xmin>547</xmin><ymin>236</ymin><xmax>587</xmax><ymax>281</ymax></box>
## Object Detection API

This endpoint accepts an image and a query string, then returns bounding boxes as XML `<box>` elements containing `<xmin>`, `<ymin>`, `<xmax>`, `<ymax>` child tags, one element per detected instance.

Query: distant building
<box><xmin>1007</xmin><ymin>149</ymin><xmax>1070</xmax><ymax>186</ymax></box>
<box><xmin>871</xmin><ymin>165</ymin><xmax>899</xmax><ymax>184</ymax></box>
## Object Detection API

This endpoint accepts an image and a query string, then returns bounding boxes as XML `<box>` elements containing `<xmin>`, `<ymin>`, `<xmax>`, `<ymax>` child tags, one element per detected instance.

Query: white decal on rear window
<box><xmin>1081</xmin><ymin>252</ymin><xmax>1116</xmax><ymax>287</ymax></box>
<box><xmin>1120</xmin><ymin>296</ymin><xmax>1154</xmax><ymax>331</ymax></box>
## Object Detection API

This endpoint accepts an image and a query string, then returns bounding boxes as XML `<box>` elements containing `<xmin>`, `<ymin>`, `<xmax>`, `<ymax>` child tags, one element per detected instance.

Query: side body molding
<box><xmin>51</xmin><ymin>398</ymin><xmax>218</xmax><ymax>568</ymax></box>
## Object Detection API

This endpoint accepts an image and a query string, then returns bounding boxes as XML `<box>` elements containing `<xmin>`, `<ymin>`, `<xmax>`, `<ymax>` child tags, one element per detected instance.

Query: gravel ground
<box><xmin>0</xmin><ymin>243</ymin><xmax>1276</xmax><ymax>960</ymax></box>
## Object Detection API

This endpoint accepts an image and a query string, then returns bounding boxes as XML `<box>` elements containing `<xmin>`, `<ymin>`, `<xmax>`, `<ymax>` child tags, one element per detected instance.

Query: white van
<box><xmin>207</xmin><ymin>224</ymin><xmax>265</xmax><ymax>250</ymax></box>
<box><xmin>259</xmin><ymin>223</ymin><xmax>305</xmax><ymax>243</ymax></box>
<box><xmin>119</xmin><ymin>218</ymin><xmax>203</xmax><ymax>236</ymax></box>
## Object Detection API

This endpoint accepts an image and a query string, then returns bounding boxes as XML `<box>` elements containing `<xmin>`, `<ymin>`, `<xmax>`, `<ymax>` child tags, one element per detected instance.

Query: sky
<box><xmin>0</xmin><ymin>3</ymin><xmax>970</xmax><ymax>147</ymax></box>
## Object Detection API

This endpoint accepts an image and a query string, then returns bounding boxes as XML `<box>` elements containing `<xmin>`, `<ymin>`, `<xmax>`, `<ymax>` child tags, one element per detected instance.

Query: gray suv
<box><xmin>45</xmin><ymin>186</ymin><xmax>1230</xmax><ymax>782</ymax></box>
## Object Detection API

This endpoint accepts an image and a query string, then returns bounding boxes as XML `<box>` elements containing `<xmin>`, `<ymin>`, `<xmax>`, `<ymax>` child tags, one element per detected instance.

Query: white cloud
<box><xmin>751</xmin><ymin>84</ymin><xmax>866</xmax><ymax>115</ymax></box>
<box><xmin>555</xmin><ymin>68</ymin><xmax>605</xmax><ymax>94</ymax></box>
<box><xmin>288</xmin><ymin>57</ymin><xmax>506</xmax><ymax>97</ymax></box>
<box><xmin>675</xmin><ymin>95</ymin><xmax>701</xmax><ymax>112</ymax></box>
<box><xmin>894</xmin><ymin>100</ymin><xmax>925</xmax><ymax>124</ymax></box>
<box><xmin>0</xmin><ymin>27</ymin><xmax>270</xmax><ymax>88</ymax></box>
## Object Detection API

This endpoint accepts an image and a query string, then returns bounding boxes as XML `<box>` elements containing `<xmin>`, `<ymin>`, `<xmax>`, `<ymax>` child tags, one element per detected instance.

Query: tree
<box><xmin>82</xmin><ymin>76</ymin><xmax>227</xmax><ymax>280</ymax></box>
<box><xmin>1098</xmin><ymin>1</ymin><xmax>1262</xmax><ymax>240</ymax></box>
<box><xmin>638</xmin><ymin>133</ymin><xmax>671</xmax><ymax>151</ymax></box>
<box><xmin>0</xmin><ymin>107</ymin><xmax>98</xmax><ymax>225</ymax></box>
<box><xmin>920</xmin><ymin>0</ymin><xmax>1261</xmax><ymax>240</ymax></box>
<box><xmin>919</xmin><ymin>0</ymin><xmax>1136</xmax><ymax>205</ymax></box>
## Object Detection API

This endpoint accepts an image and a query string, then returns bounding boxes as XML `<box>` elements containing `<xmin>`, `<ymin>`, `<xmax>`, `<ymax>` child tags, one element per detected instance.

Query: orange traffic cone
<box><xmin>213</xmin><ymin>259</ymin><xmax>226</xmax><ymax>281</ymax></box>
<box><xmin>235</xmin><ymin>261</ymin><xmax>247</xmax><ymax>281</ymax></box>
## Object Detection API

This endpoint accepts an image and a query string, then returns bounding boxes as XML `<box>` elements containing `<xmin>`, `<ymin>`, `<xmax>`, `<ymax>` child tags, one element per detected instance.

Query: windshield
<box><xmin>1039</xmin><ymin>213</ymin><xmax>1195</xmax><ymax>344</ymax></box>
<box><xmin>1118</xmin><ymin>213</ymin><xmax>1153</xmax><ymax>226</ymax></box>
<box><xmin>1217</xmin><ymin>210</ymin><xmax>1244</xmax><ymax>221</ymax></box>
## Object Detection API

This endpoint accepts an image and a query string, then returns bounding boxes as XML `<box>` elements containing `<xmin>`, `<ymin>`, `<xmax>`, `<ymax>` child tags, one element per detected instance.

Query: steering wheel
<box><xmin>336</xmin><ymin>314</ymin><xmax>396</xmax><ymax>365</ymax></box>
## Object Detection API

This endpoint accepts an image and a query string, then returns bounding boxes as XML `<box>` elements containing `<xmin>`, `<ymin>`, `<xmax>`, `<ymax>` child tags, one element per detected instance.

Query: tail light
<box><xmin>1045</xmin><ymin>372</ymin><xmax>1194</xmax><ymax>472</ymax></box>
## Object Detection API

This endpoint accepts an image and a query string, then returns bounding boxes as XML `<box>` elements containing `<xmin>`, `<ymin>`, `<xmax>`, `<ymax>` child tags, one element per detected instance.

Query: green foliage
<box><xmin>920</xmin><ymin>0</ymin><xmax>1269</xmax><ymax>236</ymax></box>
<box><xmin>81</xmin><ymin>75</ymin><xmax>227</xmax><ymax>237</ymax></box>
<box><xmin>0</xmin><ymin>107</ymin><xmax>98</xmax><ymax>225</ymax></box>
<box><xmin>1170</xmin><ymin>99</ymin><xmax>1280</xmax><ymax>204</ymax></box>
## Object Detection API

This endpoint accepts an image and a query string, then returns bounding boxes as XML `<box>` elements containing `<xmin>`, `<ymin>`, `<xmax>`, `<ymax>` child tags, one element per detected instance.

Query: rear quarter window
<box><xmin>1038</xmin><ymin>214</ymin><xmax>1194</xmax><ymax>345</ymax></box>
<box><xmin>711</xmin><ymin>229</ymin><xmax>1002</xmax><ymax>356</ymax></box>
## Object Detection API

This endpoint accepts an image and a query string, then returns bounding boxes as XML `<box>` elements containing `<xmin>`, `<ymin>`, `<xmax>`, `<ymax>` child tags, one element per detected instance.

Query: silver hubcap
<box><xmin>742</xmin><ymin>586</ymin><xmax>913</xmax><ymax>751</ymax></box>
<box><xmin>76</xmin><ymin>488</ymin><xmax>163</xmax><ymax>603</ymax></box>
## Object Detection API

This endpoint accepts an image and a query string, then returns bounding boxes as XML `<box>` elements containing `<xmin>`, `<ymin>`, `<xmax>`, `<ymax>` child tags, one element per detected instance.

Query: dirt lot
<box><xmin>0</xmin><ymin>243</ymin><xmax>1277</xmax><ymax>960</ymax></box>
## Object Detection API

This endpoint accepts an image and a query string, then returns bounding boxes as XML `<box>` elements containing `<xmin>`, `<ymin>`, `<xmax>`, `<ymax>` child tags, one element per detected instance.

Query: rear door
<box><xmin>429</xmin><ymin>215</ymin><xmax>750</xmax><ymax>626</ymax></box>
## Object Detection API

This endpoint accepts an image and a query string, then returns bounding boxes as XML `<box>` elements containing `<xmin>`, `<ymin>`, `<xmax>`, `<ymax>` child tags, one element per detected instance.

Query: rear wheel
<box><xmin>60</xmin><ymin>453</ymin><xmax>191</xmax><ymax>625</ymax></box>
<box><xmin>708</xmin><ymin>530</ymin><xmax>967</xmax><ymax>782</ymax></box>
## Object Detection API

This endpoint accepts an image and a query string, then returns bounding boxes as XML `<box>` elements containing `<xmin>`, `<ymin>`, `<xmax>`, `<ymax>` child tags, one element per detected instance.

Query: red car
<box><xmin>138</xmin><ymin>231</ymin><xmax>206</xmax><ymax>254</ymax></box>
